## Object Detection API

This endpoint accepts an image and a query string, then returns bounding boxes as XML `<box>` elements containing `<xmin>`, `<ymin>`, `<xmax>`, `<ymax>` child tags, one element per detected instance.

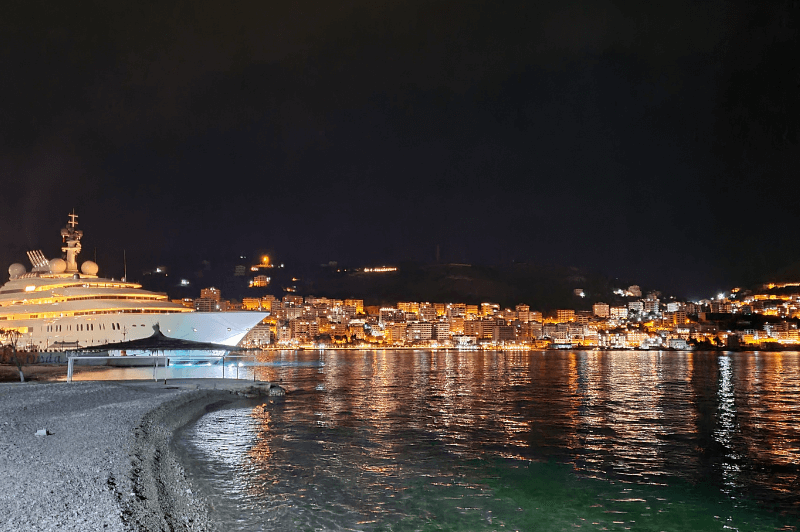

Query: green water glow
<box><xmin>175</xmin><ymin>350</ymin><xmax>800</xmax><ymax>531</ymax></box>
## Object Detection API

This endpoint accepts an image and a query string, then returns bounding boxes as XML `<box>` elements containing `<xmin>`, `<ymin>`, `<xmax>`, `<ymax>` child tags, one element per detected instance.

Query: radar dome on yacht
<box><xmin>81</xmin><ymin>261</ymin><xmax>99</xmax><ymax>275</ymax></box>
<box><xmin>8</xmin><ymin>263</ymin><xmax>26</xmax><ymax>279</ymax></box>
<box><xmin>49</xmin><ymin>258</ymin><xmax>67</xmax><ymax>274</ymax></box>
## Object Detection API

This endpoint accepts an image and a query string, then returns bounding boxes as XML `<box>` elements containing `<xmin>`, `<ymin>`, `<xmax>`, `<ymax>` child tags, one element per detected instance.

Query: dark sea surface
<box><xmin>170</xmin><ymin>350</ymin><xmax>800</xmax><ymax>531</ymax></box>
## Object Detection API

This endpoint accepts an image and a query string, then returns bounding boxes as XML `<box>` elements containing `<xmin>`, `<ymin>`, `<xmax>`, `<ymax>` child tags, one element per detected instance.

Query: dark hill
<box><xmin>301</xmin><ymin>262</ymin><xmax>628</xmax><ymax>311</ymax></box>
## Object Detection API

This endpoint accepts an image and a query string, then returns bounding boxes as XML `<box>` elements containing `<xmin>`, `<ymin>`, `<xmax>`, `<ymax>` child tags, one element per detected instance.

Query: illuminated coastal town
<box><xmin>181</xmin><ymin>260</ymin><xmax>800</xmax><ymax>351</ymax></box>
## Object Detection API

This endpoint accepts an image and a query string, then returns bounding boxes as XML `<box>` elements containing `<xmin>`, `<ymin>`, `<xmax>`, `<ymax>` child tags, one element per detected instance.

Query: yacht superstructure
<box><xmin>0</xmin><ymin>213</ymin><xmax>267</xmax><ymax>350</ymax></box>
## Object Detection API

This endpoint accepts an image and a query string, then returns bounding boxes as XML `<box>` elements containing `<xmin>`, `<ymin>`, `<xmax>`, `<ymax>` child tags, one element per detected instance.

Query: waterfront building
<box><xmin>447</xmin><ymin>304</ymin><xmax>466</xmax><ymax>318</ymax></box>
<box><xmin>668</xmin><ymin>338</ymin><xmax>688</xmax><ymax>349</ymax></box>
<box><xmin>251</xmin><ymin>275</ymin><xmax>269</xmax><ymax>287</ymax></box>
<box><xmin>345</xmin><ymin>299</ymin><xmax>364</xmax><ymax>314</ymax></box>
<box><xmin>593</xmin><ymin>303</ymin><xmax>610</xmax><ymax>318</ymax></box>
<box><xmin>397</xmin><ymin>302</ymin><xmax>420</xmax><ymax>313</ymax></box>
<box><xmin>386</xmin><ymin>323</ymin><xmax>407</xmax><ymax>344</ymax></box>
<box><xmin>175</xmin><ymin>298</ymin><xmax>195</xmax><ymax>309</ymax></box>
<box><xmin>464</xmin><ymin>320</ymin><xmax>482</xmax><ymax>338</ymax></box>
<box><xmin>644</xmin><ymin>299</ymin><xmax>659</xmax><ymax>313</ymax></box>
<box><xmin>492</xmin><ymin>325</ymin><xmax>515</xmax><ymax>343</ymax></box>
<box><xmin>568</xmin><ymin>323</ymin><xmax>584</xmax><ymax>340</ymax></box>
<box><xmin>316</xmin><ymin>317</ymin><xmax>331</xmax><ymax>335</ymax></box>
<box><xmin>247</xmin><ymin>323</ymin><xmax>272</xmax><ymax>345</ymax></box>
<box><xmin>448</xmin><ymin>317</ymin><xmax>465</xmax><ymax>334</ymax></box>
<box><xmin>481</xmin><ymin>303</ymin><xmax>499</xmax><ymax>316</ymax></box>
<box><xmin>522</xmin><ymin>322</ymin><xmax>543</xmax><ymax>340</ymax></box>
<box><xmin>379</xmin><ymin>307</ymin><xmax>400</xmax><ymax>323</ymax></box>
<box><xmin>403</xmin><ymin>311</ymin><xmax>419</xmax><ymax>322</ymax></box>
<box><xmin>195</xmin><ymin>297</ymin><xmax>220</xmax><ymax>312</ymax></box>
<box><xmin>556</xmin><ymin>309</ymin><xmax>575</xmax><ymax>323</ymax></box>
<box><xmin>628</xmin><ymin>301</ymin><xmax>644</xmax><ymax>313</ymax></box>
<box><xmin>711</xmin><ymin>300</ymin><xmax>732</xmax><ymax>313</ymax></box>
<box><xmin>200</xmin><ymin>287</ymin><xmax>221</xmax><ymax>301</ymax></box>
<box><xmin>625</xmin><ymin>329</ymin><xmax>648</xmax><ymax>348</ymax></box>
<box><xmin>274</xmin><ymin>306</ymin><xmax>303</xmax><ymax>320</ymax></box>
<box><xmin>290</xmin><ymin>319</ymin><xmax>319</xmax><ymax>340</ymax></box>
<box><xmin>610</xmin><ymin>306</ymin><xmax>628</xmax><ymax>320</ymax></box>
<box><xmin>330</xmin><ymin>322</ymin><xmax>349</xmax><ymax>337</ymax></box>
<box><xmin>419</xmin><ymin>304</ymin><xmax>437</xmax><ymax>321</ymax></box>
<box><xmin>453</xmin><ymin>335</ymin><xmax>477</xmax><ymax>347</ymax></box>
<box><xmin>242</xmin><ymin>297</ymin><xmax>261</xmax><ymax>310</ymax></box>
<box><xmin>349</xmin><ymin>321</ymin><xmax>367</xmax><ymax>340</ymax></box>
<box><xmin>433</xmin><ymin>323</ymin><xmax>450</xmax><ymax>342</ymax></box>
<box><xmin>283</xmin><ymin>295</ymin><xmax>304</xmax><ymax>307</ymax></box>
<box><xmin>268</xmin><ymin>299</ymin><xmax>281</xmax><ymax>312</ymax></box>
<box><xmin>583</xmin><ymin>326</ymin><xmax>599</xmax><ymax>345</ymax></box>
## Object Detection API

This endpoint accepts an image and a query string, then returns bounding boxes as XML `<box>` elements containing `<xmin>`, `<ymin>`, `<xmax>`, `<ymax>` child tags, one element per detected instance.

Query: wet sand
<box><xmin>0</xmin><ymin>369</ymin><xmax>281</xmax><ymax>531</ymax></box>
<box><xmin>0</xmin><ymin>364</ymin><xmax>109</xmax><ymax>383</ymax></box>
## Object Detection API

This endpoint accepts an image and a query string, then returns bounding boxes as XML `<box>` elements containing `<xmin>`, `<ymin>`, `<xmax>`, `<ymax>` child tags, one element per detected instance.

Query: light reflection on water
<box><xmin>170</xmin><ymin>350</ymin><xmax>800</xmax><ymax>531</ymax></box>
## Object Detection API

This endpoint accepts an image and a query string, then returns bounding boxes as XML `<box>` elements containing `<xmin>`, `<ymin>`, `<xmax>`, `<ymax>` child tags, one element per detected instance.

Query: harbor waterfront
<box><xmin>166</xmin><ymin>349</ymin><xmax>800</xmax><ymax>531</ymax></box>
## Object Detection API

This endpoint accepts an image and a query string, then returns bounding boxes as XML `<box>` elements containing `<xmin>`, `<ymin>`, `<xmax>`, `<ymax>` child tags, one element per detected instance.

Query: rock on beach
<box><xmin>0</xmin><ymin>378</ymin><xmax>283</xmax><ymax>531</ymax></box>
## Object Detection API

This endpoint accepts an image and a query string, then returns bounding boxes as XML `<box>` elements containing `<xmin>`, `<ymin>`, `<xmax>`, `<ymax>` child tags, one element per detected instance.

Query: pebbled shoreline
<box><xmin>0</xmin><ymin>379</ymin><xmax>280</xmax><ymax>532</ymax></box>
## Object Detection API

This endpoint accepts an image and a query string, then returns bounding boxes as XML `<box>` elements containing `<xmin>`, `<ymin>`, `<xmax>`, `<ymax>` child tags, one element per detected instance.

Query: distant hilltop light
<box><xmin>252</xmin><ymin>256</ymin><xmax>273</xmax><ymax>271</ymax></box>
<box><xmin>364</xmin><ymin>266</ymin><xmax>397</xmax><ymax>273</ymax></box>
<box><xmin>764</xmin><ymin>282</ymin><xmax>800</xmax><ymax>289</ymax></box>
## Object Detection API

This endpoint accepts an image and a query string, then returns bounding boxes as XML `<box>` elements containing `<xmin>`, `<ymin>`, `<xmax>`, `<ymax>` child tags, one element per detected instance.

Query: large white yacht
<box><xmin>0</xmin><ymin>213</ymin><xmax>267</xmax><ymax>351</ymax></box>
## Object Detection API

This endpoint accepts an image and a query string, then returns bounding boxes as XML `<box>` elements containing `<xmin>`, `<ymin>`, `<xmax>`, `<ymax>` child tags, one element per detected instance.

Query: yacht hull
<box><xmin>10</xmin><ymin>311</ymin><xmax>267</xmax><ymax>351</ymax></box>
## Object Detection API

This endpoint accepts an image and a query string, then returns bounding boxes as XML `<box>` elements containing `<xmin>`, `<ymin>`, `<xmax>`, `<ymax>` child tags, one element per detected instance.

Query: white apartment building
<box><xmin>593</xmin><ymin>303</ymin><xmax>610</xmax><ymax>318</ymax></box>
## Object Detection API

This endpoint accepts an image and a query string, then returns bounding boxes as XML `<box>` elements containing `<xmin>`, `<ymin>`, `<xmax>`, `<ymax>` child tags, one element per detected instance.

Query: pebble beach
<box><xmin>0</xmin><ymin>368</ymin><xmax>280</xmax><ymax>531</ymax></box>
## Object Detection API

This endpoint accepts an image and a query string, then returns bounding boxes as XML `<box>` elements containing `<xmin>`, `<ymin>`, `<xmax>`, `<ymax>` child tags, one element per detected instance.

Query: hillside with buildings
<box><xmin>135</xmin><ymin>256</ymin><xmax>800</xmax><ymax>351</ymax></box>
<box><xmin>165</xmin><ymin>278</ymin><xmax>800</xmax><ymax>351</ymax></box>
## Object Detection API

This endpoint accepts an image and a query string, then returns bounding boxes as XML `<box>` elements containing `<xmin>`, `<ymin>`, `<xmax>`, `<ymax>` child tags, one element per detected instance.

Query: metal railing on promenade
<box><xmin>66</xmin><ymin>352</ymin><xmax>258</xmax><ymax>383</ymax></box>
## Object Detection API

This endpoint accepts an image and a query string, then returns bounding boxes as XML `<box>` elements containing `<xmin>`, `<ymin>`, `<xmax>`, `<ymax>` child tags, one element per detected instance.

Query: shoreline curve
<box><xmin>0</xmin><ymin>379</ymin><xmax>281</xmax><ymax>532</ymax></box>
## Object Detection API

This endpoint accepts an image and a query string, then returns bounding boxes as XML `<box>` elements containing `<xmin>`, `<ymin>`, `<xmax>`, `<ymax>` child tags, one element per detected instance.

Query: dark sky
<box><xmin>1</xmin><ymin>0</ymin><xmax>798</xmax><ymax>298</ymax></box>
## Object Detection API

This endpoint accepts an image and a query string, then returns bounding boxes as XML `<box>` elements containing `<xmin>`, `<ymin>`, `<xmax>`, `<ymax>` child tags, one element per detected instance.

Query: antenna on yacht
<box><xmin>60</xmin><ymin>211</ymin><xmax>83</xmax><ymax>274</ymax></box>
<box><xmin>27</xmin><ymin>250</ymin><xmax>50</xmax><ymax>271</ymax></box>
<box><xmin>123</xmin><ymin>249</ymin><xmax>127</xmax><ymax>282</ymax></box>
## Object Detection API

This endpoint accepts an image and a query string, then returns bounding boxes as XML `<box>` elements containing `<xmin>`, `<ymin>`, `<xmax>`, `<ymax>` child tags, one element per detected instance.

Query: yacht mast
<box><xmin>60</xmin><ymin>211</ymin><xmax>83</xmax><ymax>274</ymax></box>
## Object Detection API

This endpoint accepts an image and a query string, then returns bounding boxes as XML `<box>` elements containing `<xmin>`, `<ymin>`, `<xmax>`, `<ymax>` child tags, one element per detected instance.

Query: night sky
<box><xmin>1</xmin><ymin>1</ymin><xmax>798</xmax><ymax>298</ymax></box>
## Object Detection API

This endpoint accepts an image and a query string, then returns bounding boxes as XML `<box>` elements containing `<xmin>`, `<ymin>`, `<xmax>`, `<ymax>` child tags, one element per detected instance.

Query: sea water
<box><xmin>174</xmin><ymin>350</ymin><xmax>800</xmax><ymax>531</ymax></box>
